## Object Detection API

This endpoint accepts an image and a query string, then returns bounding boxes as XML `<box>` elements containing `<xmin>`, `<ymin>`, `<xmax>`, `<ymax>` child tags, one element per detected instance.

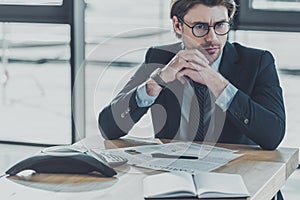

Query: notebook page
<box><xmin>193</xmin><ymin>172</ymin><xmax>250</xmax><ymax>198</ymax></box>
<box><xmin>143</xmin><ymin>172</ymin><xmax>196</xmax><ymax>198</ymax></box>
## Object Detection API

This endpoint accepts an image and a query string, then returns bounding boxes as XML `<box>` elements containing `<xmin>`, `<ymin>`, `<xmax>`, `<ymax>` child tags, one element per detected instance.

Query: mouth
<box><xmin>204</xmin><ymin>47</ymin><xmax>219</xmax><ymax>55</ymax></box>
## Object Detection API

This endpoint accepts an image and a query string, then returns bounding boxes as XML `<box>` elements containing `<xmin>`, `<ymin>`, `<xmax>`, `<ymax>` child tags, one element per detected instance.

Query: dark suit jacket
<box><xmin>98</xmin><ymin>42</ymin><xmax>285</xmax><ymax>150</ymax></box>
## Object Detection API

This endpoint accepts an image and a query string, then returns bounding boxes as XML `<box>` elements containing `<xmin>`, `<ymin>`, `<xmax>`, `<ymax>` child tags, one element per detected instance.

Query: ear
<box><xmin>172</xmin><ymin>16</ymin><xmax>183</xmax><ymax>36</ymax></box>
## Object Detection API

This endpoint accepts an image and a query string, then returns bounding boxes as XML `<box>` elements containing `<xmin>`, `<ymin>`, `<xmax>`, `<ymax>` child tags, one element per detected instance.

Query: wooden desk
<box><xmin>1</xmin><ymin>135</ymin><xmax>298</xmax><ymax>200</ymax></box>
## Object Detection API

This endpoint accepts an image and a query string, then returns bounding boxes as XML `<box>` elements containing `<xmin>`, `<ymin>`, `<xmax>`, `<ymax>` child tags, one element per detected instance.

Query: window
<box><xmin>0</xmin><ymin>23</ymin><xmax>71</xmax><ymax>145</ymax></box>
<box><xmin>252</xmin><ymin>0</ymin><xmax>300</xmax><ymax>11</ymax></box>
<box><xmin>0</xmin><ymin>0</ymin><xmax>63</xmax><ymax>6</ymax></box>
<box><xmin>234</xmin><ymin>0</ymin><xmax>300</xmax><ymax>32</ymax></box>
<box><xmin>0</xmin><ymin>0</ymin><xmax>85</xmax><ymax>145</ymax></box>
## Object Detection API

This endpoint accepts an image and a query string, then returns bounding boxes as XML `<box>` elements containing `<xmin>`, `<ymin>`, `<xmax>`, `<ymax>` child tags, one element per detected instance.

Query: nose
<box><xmin>205</xmin><ymin>27</ymin><xmax>217</xmax><ymax>42</ymax></box>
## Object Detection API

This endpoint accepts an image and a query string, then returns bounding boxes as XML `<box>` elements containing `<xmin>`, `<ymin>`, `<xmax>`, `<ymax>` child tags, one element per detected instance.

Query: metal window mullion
<box><xmin>70</xmin><ymin>0</ymin><xmax>86</xmax><ymax>143</ymax></box>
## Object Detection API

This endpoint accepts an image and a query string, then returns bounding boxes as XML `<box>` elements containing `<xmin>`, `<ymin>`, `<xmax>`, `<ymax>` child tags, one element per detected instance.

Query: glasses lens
<box><xmin>192</xmin><ymin>23</ymin><xmax>209</xmax><ymax>37</ymax></box>
<box><xmin>214</xmin><ymin>22</ymin><xmax>231</xmax><ymax>35</ymax></box>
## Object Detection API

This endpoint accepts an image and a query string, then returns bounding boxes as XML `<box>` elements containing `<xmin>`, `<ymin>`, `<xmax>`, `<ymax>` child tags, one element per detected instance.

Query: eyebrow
<box><xmin>190</xmin><ymin>19</ymin><xmax>228</xmax><ymax>25</ymax></box>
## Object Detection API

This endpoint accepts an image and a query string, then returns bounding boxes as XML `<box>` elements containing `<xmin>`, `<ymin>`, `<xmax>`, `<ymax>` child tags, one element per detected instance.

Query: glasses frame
<box><xmin>177</xmin><ymin>17</ymin><xmax>232</xmax><ymax>38</ymax></box>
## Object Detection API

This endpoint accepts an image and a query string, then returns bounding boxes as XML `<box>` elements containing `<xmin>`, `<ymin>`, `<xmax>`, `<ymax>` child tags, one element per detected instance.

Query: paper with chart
<box><xmin>106</xmin><ymin>142</ymin><xmax>243</xmax><ymax>174</ymax></box>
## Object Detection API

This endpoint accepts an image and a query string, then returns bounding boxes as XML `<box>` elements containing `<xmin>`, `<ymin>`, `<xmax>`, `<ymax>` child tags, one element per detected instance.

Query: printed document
<box><xmin>106</xmin><ymin>142</ymin><xmax>243</xmax><ymax>174</ymax></box>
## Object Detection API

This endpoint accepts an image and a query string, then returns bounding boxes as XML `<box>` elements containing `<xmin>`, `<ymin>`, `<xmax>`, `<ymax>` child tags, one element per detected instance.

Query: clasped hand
<box><xmin>159</xmin><ymin>47</ymin><xmax>228</xmax><ymax>98</ymax></box>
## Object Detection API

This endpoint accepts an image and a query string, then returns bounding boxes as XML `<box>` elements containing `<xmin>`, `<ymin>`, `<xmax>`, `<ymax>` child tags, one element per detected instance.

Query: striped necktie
<box><xmin>189</xmin><ymin>81</ymin><xmax>211</xmax><ymax>141</ymax></box>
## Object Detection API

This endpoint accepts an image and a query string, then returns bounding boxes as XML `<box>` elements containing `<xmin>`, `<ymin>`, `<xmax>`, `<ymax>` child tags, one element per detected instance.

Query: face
<box><xmin>173</xmin><ymin>4</ymin><xmax>229</xmax><ymax>62</ymax></box>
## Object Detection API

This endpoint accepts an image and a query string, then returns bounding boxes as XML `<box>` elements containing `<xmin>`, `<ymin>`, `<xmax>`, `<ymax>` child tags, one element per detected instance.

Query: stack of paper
<box><xmin>105</xmin><ymin>142</ymin><xmax>243</xmax><ymax>174</ymax></box>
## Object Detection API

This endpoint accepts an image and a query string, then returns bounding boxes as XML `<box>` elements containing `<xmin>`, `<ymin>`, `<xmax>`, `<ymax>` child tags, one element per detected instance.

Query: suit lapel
<box><xmin>162</xmin><ymin>42</ymin><xmax>185</xmax><ymax>106</ymax></box>
<box><xmin>156</xmin><ymin>43</ymin><xmax>183</xmax><ymax>139</ymax></box>
<box><xmin>161</xmin><ymin>43</ymin><xmax>185</xmax><ymax>138</ymax></box>
<box><xmin>219</xmin><ymin>42</ymin><xmax>241</xmax><ymax>86</ymax></box>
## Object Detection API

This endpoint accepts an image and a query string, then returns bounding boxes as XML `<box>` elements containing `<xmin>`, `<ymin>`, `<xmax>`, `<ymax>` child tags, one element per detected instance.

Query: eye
<box><xmin>215</xmin><ymin>21</ymin><xmax>230</xmax><ymax>29</ymax></box>
<box><xmin>215</xmin><ymin>22</ymin><xmax>226</xmax><ymax>28</ymax></box>
<box><xmin>194</xmin><ymin>23</ymin><xmax>208</xmax><ymax>30</ymax></box>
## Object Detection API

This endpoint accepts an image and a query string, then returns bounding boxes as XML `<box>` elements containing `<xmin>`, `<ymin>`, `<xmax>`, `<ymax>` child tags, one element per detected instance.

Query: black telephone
<box><xmin>5</xmin><ymin>145</ymin><xmax>120</xmax><ymax>177</ymax></box>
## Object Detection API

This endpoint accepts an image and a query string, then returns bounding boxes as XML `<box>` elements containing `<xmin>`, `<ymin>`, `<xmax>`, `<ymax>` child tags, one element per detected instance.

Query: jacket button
<box><xmin>121</xmin><ymin>113</ymin><xmax>125</xmax><ymax>118</ymax></box>
<box><xmin>244</xmin><ymin>118</ymin><xmax>249</xmax><ymax>124</ymax></box>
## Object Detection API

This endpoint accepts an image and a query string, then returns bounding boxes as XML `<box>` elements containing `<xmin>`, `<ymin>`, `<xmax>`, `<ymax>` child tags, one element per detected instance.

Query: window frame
<box><xmin>234</xmin><ymin>0</ymin><xmax>300</xmax><ymax>32</ymax></box>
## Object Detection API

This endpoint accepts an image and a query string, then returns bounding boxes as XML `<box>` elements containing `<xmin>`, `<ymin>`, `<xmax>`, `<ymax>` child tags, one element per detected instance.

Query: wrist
<box><xmin>215</xmin><ymin>78</ymin><xmax>229</xmax><ymax>98</ymax></box>
<box><xmin>150</xmin><ymin>68</ymin><xmax>168</xmax><ymax>89</ymax></box>
<box><xmin>159</xmin><ymin>69</ymin><xmax>170</xmax><ymax>84</ymax></box>
<box><xmin>146</xmin><ymin>79</ymin><xmax>162</xmax><ymax>96</ymax></box>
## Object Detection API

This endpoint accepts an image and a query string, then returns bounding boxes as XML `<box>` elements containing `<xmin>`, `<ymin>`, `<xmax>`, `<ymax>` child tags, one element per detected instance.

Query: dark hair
<box><xmin>170</xmin><ymin>0</ymin><xmax>237</xmax><ymax>20</ymax></box>
<box><xmin>170</xmin><ymin>0</ymin><xmax>236</xmax><ymax>38</ymax></box>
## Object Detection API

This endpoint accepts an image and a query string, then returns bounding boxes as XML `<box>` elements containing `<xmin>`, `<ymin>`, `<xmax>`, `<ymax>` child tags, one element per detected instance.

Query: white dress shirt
<box><xmin>135</xmin><ymin>51</ymin><xmax>238</xmax><ymax>139</ymax></box>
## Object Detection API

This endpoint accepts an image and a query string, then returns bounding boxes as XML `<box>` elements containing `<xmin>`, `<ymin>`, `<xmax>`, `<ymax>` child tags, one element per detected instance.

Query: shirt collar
<box><xmin>211</xmin><ymin>50</ymin><xmax>223</xmax><ymax>71</ymax></box>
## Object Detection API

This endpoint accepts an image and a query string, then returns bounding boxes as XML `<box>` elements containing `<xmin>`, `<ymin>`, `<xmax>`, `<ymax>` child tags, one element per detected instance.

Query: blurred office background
<box><xmin>0</xmin><ymin>0</ymin><xmax>300</xmax><ymax>198</ymax></box>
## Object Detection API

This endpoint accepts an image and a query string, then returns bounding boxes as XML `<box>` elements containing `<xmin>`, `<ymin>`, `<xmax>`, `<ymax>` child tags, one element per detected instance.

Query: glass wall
<box><xmin>0</xmin><ymin>22</ymin><xmax>71</xmax><ymax>145</ymax></box>
<box><xmin>84</xmin><ymin>0</ymin><xmax>177</xmax><ymax>138</ymax></box>
<box><xmin>1</xmin><ymin>0</ymin><xmax>299</xmax><ymax>148</ymax></box>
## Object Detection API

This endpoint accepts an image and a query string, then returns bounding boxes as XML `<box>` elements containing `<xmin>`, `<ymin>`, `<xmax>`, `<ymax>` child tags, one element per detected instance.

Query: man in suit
<box><xmin>99</xmin><ymin>0</ymin><xmax>285</xmax><ymax>198</ymax></box>
<box><xmin>99</xmin><ymin>0</ymin><xmax>285</xmax><ymax>148</ymax></box>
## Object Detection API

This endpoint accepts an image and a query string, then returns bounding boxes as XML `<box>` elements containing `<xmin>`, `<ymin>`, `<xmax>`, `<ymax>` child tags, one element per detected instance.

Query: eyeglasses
<box><xmin>177</xmin><ymin>17</ymin><xmax>232</xmax><ymax>38</ymax></box>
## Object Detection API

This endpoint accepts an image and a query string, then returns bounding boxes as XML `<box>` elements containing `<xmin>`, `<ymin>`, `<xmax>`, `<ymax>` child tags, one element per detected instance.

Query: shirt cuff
<box><xmin>215</xmin><ymin>83</ymin><xmax>238</xmax><ymax>112</ymax></box>
<box><xmin>135</xmin><ymin>83</ymin><xmax>158</xmax><ymax>108</ymax></box>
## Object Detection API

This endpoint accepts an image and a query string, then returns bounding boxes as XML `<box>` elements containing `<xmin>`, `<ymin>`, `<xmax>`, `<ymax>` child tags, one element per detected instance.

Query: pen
<box><xmin>151</xmin><ymin>153</ymin><xmax>198</xmax><ymax>159</ymax></box>
<box><xmin>124</xmin><ymin>149</ymin><xmax>141</xmax><ymax>155</ymax></box>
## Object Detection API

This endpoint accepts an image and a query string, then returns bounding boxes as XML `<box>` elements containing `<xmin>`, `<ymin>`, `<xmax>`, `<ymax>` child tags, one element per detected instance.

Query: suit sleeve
<box><xmin>228</xmin><ymin>51</ymin><xmax>285</xmax><ymax>150</ymax></box>
<box><xmin>98</xmin><ymin>48</ymin><xmax>157</xmax><ymax>139</ymax></box>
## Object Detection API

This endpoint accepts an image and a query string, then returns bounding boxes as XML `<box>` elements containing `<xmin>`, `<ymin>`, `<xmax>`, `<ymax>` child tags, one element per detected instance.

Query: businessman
<box><xmin>99</xmin><ymin>1</ymin><xmax>285</xmax><ymax>198</ymax></box>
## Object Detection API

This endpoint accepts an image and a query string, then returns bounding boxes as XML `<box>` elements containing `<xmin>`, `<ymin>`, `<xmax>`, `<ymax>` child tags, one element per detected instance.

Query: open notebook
<box><xmin>143</xmin><ymin>172</ymin><xmax>250</xmax><ymax>199</ymax></box>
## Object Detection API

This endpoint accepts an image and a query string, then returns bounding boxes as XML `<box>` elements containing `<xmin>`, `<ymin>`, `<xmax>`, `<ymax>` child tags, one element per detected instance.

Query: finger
<box><xmin>179</xmin><ymin>49</ymin><xmax>209</xmax><ymax>64</ymax></box>
<box><xmin>177</xmin><ymin>75</ymin><xmax>186</xmax><ymax>84</ymax></box>
<box><xmin>182</xmin><ymin>69</ymin><xmax>207</xmax><ymax>85</ymax></box>
<box><xmin>178</xmin><ymin>50</ymin><xmax>210</xmax><ymax>69</ymax></box>
<box><xmin>176</xmin><ymin>70</ymin><xmax>189</xmax><ymax>84</ymax></box>
<box><xmin>196</xmin><ymin>45</ymin><xmax>214</xmax><ymax>64</ymax></box>
<box><xmin>178</xmin><ymin>58</ymin><xmax>200</xmax><ymax>71</ymax></box>
<box><xmin>177</xmin><ymin>68</ymin><xmax>198</xmax><ymax>81</ymax></box>
<box><xmin>176</xmin><ymin>72</ymin><xmax>189</xmax><ymax>84</ymax></box>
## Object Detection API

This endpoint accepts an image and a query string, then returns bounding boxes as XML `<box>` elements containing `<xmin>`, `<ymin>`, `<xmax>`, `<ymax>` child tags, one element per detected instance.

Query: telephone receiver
<box><xmin>5</xmin><ymin>146</ymin><xmax>117</xmax><ymax>177</ymax></box>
